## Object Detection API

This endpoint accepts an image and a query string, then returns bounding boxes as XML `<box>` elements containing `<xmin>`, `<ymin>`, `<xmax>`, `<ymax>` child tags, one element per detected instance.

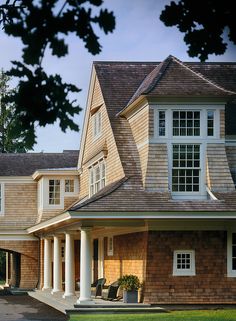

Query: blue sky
<box><xmin>0</xmin><ymin>0</ymin><xmax>236</xmax><ymax>152</ymax></box>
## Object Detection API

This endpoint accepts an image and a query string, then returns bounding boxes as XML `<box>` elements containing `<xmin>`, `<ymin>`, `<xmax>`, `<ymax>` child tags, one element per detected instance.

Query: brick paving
<box><xmin>0</xmin><ymin>294</ymin><xmax>68</xmax><ymax>321</ymax></box>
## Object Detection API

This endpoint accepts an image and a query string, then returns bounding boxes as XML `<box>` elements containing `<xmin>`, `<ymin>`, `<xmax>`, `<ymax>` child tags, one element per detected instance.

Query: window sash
<box><xmin>49</xmin><ymin>179</ymin><xmax>61</xmax><ymax>205</ymax></box>
<box><xmin>93</xmin><ymin>111</ymin><xmax>102</xmax><ymax>138</ymax></box>
<box><xmin>173</xmin><ymin>250</ymin><xmax>195</xmax><ymax>276</ymax></box>
<box><xmin>65</xmin><ymin>179</ymin><xmax>74</xmax><ymax>193</ymax></box>
<box><xmin>89</xmin><ymin>160</ymin><xmax>106</xmax><ymax>196</ymax></box>
<box><xmin>172</xmin><ymin>110</ymin><xmax>200</xmax><ymax>137</ymax></box>
<box><xmin>207</xmin><ymin>110</ymin><xmax>214</xmax><ymax>136</ymax></box>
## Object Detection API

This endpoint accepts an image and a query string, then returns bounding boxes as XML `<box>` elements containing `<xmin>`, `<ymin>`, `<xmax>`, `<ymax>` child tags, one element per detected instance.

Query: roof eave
<box><xmin>117</xmin><ymin>95</ymin><xmax>146</xmax><ymax>117</ymax></box>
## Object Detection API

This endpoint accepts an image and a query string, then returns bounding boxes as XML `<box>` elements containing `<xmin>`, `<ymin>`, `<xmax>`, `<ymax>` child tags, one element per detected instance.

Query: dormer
<box><xmin>118</xmin><ymin>55</ymin><xmax>236</xmax><ymax>198</ymax></box>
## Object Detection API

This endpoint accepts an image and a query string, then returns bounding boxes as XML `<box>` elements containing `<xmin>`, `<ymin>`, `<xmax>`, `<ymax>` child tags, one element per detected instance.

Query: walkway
<box><xmin>0</xmin><ymin>294</ymin><xmax>68</xmax><ymax>321</ymax></box>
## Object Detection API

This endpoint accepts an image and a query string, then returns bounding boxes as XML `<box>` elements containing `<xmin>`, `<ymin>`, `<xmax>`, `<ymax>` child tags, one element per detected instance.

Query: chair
<box><xmin>102</xmin><ymin>281</ymin><xmax>122</xmax><ymax>301</ymax></box>
<box><xmin>91</xmin><ymin>278</ymin><xmax>106</xmax><ymax>297</ymax></box>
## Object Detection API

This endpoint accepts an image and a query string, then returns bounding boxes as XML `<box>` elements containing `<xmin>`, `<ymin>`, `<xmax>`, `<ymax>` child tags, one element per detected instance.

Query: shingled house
<box><xmin>1</xmin><ymin>55</ymin><xmax>236</xmax><ymax>304</ymax></box>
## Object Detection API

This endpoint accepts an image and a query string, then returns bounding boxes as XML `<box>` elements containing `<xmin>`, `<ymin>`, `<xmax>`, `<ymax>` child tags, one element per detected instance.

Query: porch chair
<box><xmin>102</xmin><ymin>280</ymin><xmax>122</xmax><ymax>301</ymax></box>
<box><xmin>91</xmin><ymin>278</ymin><xmax>106</xmax><ymax>297</ymax></box>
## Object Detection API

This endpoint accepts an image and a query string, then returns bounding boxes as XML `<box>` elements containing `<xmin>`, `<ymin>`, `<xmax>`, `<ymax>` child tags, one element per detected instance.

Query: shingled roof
<box><xmin>0</xmin><ymin>150</ymin><xmax>79</xmax><ymax>176</ymax></box>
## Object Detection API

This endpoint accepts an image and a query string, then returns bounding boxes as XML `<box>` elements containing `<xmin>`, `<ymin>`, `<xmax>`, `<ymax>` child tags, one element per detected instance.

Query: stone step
<box><xmin>67</xmin><ymin>307</ymin><xmax>166</xmax><ymax>315</ymax></box>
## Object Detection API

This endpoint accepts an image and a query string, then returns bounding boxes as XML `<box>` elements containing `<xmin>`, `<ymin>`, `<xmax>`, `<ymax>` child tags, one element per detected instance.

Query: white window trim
<box><xmin>92</xmin><ymin>111</ymin><xmax>102</xmax><ymax>140</ymax></box>
<box><xmin>227</xmin><ymin>230</ymin><xmax>236</xmax><ymax>277</ymax></box>
<box><xmin>45</xmin><ymin>178</ymin><xmax>64</xmax><ymax>210</ymax></box>
<box><xmin>173</xmin><ymin>250</ymin><xmax>196</xmax><ymax>276</ymax></box>
<box><xmin>0</xmin><ymin>182</ymin><xmax>5</xmax><ymax>216</ymax></box>
<box><xmin>89</xmin><ymin>159</ymin><xmax>106</xmax><ymax>197</ymax></box>
<box><xmin>64</xmin><ymin>178</ymin><xmax>78</xmax><ymax>196</ymax></box>
<box><xmin>107</xmin><ymin>236</ymin><xmax>114</xmax><ymax>256</ymax></box>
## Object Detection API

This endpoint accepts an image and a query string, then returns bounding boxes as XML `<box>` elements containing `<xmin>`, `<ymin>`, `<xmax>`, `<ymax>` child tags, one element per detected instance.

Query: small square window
<box><xmin>173</xmin><ymin>250</ymin><xmax>195</xmax><ymax>276</ymax></box>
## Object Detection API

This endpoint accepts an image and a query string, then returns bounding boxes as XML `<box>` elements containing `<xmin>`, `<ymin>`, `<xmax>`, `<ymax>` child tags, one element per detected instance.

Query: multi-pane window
<box><xmin>89</xmin><ymin>160</ymin><xmax>106</xmax><ymax>196</ymax></box>
<box><xmin>49</xmin><ymin>179</ymin><xmax>60</xmax><ymax>205</ymax></box>
<box><xmin>93</xmin><ymin>111</ymin><xmax>102</xmax><ymax>138</ymax></box>
<box><xmin>107</xmin><ymin>236</ymin><xmax>114</xmax><ymax>256</ymax></box>
<box><xmin>158</xmin><ymin>111</ymin><xmax>166</xmax><ymax>136</ymax></box>
<box><xmin>172</xmin><ymin>144</ymin><xmax>200</xmax><ymax>192</ymax></box>
<box><xmin>232</xmin><ymin>233</ymin><xmax>236</xmax><ymax>271</ymax></box>
<box><xmin>65</xmin><ymin>179</ymin><xmax>74</xmax><ymax>193</ymax></box>
<box><xmin>173</xmin><ymin>111</ymin><xmax>200</xmax><ymax>136</ymax></box>
<box><xmin>173</xmin><ymin>250</ymin><xmax>195</xmax><ymax>276</ymax></box>
<box><xmin>207</xmin><ymin>111</ymin><xmax>214</xmax><ymax>136</ymax></box>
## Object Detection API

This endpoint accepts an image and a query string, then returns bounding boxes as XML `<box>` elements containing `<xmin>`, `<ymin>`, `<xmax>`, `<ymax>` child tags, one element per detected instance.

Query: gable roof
<box><xmin>0</xmin><ymin>150</ymin><xmax>79</xmax><ymax>176</ymax></box>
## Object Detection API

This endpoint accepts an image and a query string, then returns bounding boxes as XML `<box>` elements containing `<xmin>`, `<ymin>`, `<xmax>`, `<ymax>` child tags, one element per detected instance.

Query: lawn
<box><xmin>69</xmin><ymin>309</ymin><xmax>236</xmax><ymax>321</ymax></box>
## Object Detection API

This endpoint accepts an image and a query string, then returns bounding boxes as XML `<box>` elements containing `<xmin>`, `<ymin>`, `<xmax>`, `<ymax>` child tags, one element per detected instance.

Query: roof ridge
<box><xmin>171</xmin><ymin>56</ymin><xmax>236</xmax><ymax>95</ymax></box>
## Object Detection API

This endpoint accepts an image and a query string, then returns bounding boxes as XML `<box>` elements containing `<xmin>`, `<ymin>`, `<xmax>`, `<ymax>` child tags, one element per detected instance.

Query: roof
<box><xmin>70</xmin><ymin>177</ymin><xmax>236</xmax><ymax>213</ymax></box>
<box><xmin>0</xmin><ymin>150</ymin><xmax>79</xmax><ymax>176</ymax></box>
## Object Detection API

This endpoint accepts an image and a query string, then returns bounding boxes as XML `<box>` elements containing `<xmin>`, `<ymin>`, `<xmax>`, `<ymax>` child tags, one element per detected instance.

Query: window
<box><xmin>89</xmin><ymin>160</ymin><xmax>106</xmax><ymax>196</ymax></box>
<box><xmin>173</xmin><ymin>111</ymin><xmax>200</xmax><ymax>136</ymax></box>
<box><xmin>207</xmin><ymin>111</ymin><xmax>214</xmax><ymax>136</ymax></box>
<box><xmin>227</xmin><ymin>232</ymin><xmax>236</xmax><ymax>277</ymax></box>
<box><xmin>65</xmin><ymin>179</ymin><xmax>74</xmax><ymax>193</ymax></box>
<box><xmin>49</xmin><ymin>179</ymin><xmax>60</xmax><ymax>205</ymax></box>
<box><xmin>173</xmin><ymin>250</ymin><xmax>195</xmax><ymax>276</ymax></box>
<box><xmin>93</xmin><ymin>111</ymin><xmax>102</xmax><ymax>139</ymax></box>
<box><xmin>158</xmin><ymin>111</ymin><xmax>166</xmax><ymax>136</ymax></box>
<box><xmin>172</xmin><ymin>144</ymin><xmax>200</xmax><ymax>192</ymax></box>
<box><xmin>0</xmin><ymin>183</ymin><xmax>4</xmax><ymax>215</ymax></box>
<box><xmin>107</xmin><ymin>236</ymin><xmax>113</xmax><ymax>256</ymax></box>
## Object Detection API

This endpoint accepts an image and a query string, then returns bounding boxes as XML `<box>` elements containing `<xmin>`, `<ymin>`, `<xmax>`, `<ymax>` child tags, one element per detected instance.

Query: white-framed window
<box><xmin>65</xmin><ymin>179</ymin><xmax>74</xmax><ymax>193</ymax></box>
<box><xmin>173</xmin><ymin>250</ymin><xmax>196</xmax><ymax>276</ymax></box>
<box><xmin>107</xmin><ymin>236</ymin><xmax>113</xmax><ymax>256</ymax></box>
<box><xmin>172</xmin><ymin>144</ymin><xmax>200</xmax><ymax>193</ymax></box>
<box><xmin>173</xmin><ymin>110</ymin><xmax>200</xmax><ymax>137</ymax></box>
<box><xmin>227</xmin><ymin>231</ymin><xmax>236</xmax><ymax>277</ymax></box>
<box><xmin>0</xmin><ymin>183</ymin><xmax>4</xmax><ymax>215</ymax></box>
<box><xmin>89</xmin><ymin>159</ymin><xmax>106</xmax><ymax>196</ymax></box>
<box><xmin>158</xmin><ymin>110</ymin><xmax>166</xmax><ymax>136</ymax></box>
<box><xmin>207</xmin><ymin>110</ymin><xmax>214</xmax><ymax>136</ymax></box>
<box><xmin>93</xmin><ymin>111</ymin><xmax>102</xmax><ymax>139</ymax></box>
<box><xmin>49</xmin><ymin>179</ymin><xmax>61</xmax><ymax>205</ymax></box>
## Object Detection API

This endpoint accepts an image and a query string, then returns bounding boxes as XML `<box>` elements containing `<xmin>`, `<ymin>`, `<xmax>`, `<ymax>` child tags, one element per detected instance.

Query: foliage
<box><xmin>0</xmin><ymin>69</ymin><xmax>30</xmax><ymax>152</ymax></box>
<box><xmin>69</xmin><ymin>309</ymin><xmax>236</xmax><ymax>321</ymax></box>
<box><xmin>0</xmin><ymin>0</ymin><xmax>115</xmax><ymax>149</ymax></box>
<box><xmin>118</xmin><ymin>274</ymin><xmax>141</xmax><ymax>291</ymax></box>
<box><xmin>160</xmin><ymin>0</ymin><xmax>236</xmax><ymax>61</ymax></box>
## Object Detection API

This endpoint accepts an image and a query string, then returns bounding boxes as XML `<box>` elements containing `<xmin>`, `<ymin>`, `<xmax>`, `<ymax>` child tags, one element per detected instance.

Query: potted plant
<box><xmin>118</xmin><ymin>274</ymin><xmax>141</xmax><ymax>303</ymax></box>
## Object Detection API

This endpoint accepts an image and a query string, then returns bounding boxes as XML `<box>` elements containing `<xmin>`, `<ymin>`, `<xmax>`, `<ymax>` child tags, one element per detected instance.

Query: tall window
<box><xmin>89</xmin><ymin>160</ymin><xmax>106</xmax><ymax>196</ymax></box>
<box><xmin>93</xmin><ymin>111</ymin><xmax>102</xmax><ymax>139</ymax></box>
<box><xmin>158</xmin><ymin>111</ymin><xmax>166</xmax><ymax>136</ymax></box>
<box><xmin>207</xmin><ymin>110</ymin><xmax>214</xmax><ymax>136</ymax></box>
<box><xmin>49</xmin><ymin>179</ymin><xmax>60</xmax><ymax>205</ymax></box>
<box><xmin>227</xmin><ymin>232</ymin><xmax>236</xmax><ymax>277</ymax></box>
<box><xmin>172</xmin><ymin>144</ymin><xmax>200</xmax><ymax>192</ymax></box>
<box><xmin>173</xmin><ymin>111</ymin><xmax>200</xmax><ymax>136</ymax></box>
<box><xmin>0</xmin><ymin>183</ymin><xmax>4</xmax><ymax>215</ymax></box>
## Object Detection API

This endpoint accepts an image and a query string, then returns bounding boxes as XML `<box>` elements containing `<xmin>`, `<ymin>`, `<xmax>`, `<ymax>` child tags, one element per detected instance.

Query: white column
<box><xmin>52</xmin><ymin>235</ymin><xmax>62</xmax><ymax>293</ymax></box>
<box><xmin>43</xmin><ymin>238</ymin><xmax>52</xmax><ymax>290</ymax></box>
<box><xmin>63</xmin><ymin>232</ymin><xmax>75</xmax><ymax>298</ymax></box>
<box><xmin>5</xmin><ymin>252</ymin><xmax>9</xmax><ymax>287</ymax></box>
<box><xmin>77</xmin><ymin>227</ymin><xmax>94</xmax><ymax>304</ymax></box>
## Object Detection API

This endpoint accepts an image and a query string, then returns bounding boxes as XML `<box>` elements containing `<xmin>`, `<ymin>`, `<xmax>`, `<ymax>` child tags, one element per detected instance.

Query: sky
<box><xmin>0</xmin><ymin>0</ymin><xmax>236</xmax><ymax>152</ymax></box>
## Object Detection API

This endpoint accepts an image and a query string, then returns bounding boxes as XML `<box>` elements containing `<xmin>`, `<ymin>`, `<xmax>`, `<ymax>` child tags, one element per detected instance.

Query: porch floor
<box><xmin>28</xmin><ymin>290</ymin><xmax>166</xmax><ymax>315</ymax></box>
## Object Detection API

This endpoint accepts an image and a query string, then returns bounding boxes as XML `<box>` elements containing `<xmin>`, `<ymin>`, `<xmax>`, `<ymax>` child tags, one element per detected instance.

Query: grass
<box><xmin>0</xmin><ymin>280</ymin><xmax>5</xmax><ymax>285</ymax></box>
<box><xmin>69</xmin><ymin>309</ymin><xmax>236</xmax><ymax>321</ymax></box>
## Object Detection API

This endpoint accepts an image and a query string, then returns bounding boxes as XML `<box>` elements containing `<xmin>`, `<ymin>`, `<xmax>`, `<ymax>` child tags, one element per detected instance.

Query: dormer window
<box><xmin>173</xmin><ymin>110</ymin><xmax>200</xmax><ymax>136</ymax></box>
<box><xmin>207</xmin><ymin>110</ymin><xmax>214</xmax><ymax>136</ymax></box>
<box><xmin>65</xmin><ymin>179</ymin><xmax>74</xmax><ymax>193</ymax></box>
<box><xmin>49</xmin><ymin>179</ymin><xmax>61</xmax><ymax>205</ymax></box>
<box><xmin>89</xmin><ymin>159</ymin><xmax>106</xmax><ymax>197</ymax></box>
<box><xmin>93</xmin><ymin>111</ymin><xmax>102</xmax><ymax>139</ymax></box>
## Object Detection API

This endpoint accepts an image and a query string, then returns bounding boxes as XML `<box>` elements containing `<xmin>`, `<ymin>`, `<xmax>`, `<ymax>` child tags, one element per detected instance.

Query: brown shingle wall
<box><xmin>79</xmin><ymin>77</ymin><xmax>124</xmax><ymax>199</ymax></box>
<box><xmin>104</xmin><ymin>232</ymin><xmax>148</xmax><ymax>285</ymax></box>
<box><xmin>0</xmin><ymin>240</ymin><xmax>38</xmax><ymax>289</ymax></box>
<box><xmin>144</xmin><ymin>231</ymin><xmax>236</xmax><ymax>304</ymax></box>
<box><xmin>145</xmin><ymin>144</ymin><xmax>169</xmax><ymax>191</ymax></box>
<box><xmin>206</xmin><ymin>144</ymin><xmax>235</xmax><ymax>191</ymax></box>
<box><xmin>0</xmin><ymin>183</ymin><xmax>38</xmax><ymax>229</ymax></box>
<box><xmin>226</xmin><ymin>146</ymin><xmax>236</xmax><ymax>171</ymax></box>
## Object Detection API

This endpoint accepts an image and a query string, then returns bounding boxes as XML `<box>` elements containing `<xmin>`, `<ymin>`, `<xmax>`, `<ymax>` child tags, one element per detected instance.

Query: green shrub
<box><xmin>118</xmin><ymin>274</ymin><xmax>141</xmax><ymax>291</ymax></box>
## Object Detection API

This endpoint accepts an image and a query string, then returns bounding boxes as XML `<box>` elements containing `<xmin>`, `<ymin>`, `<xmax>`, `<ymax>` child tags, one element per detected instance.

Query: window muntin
<box><xmin>173</xmin><ymin>111</ymin><xmax>200</xmax><ymax>136</ymax></box>
<box><xmin>173</xmin><ymin>250</ymin><xmax>195</xmax><ymax>276</ymax></box>
<box><xmin>65</xmin><ymin>179</ymin><xmax>74</xmax><ymax>193</ymax></box>
<box><xmin>49</xmin><ymin>179</ymin><xmax>60</xmax><ymax>205</ymax></box>
<box><xmin>89</xmin><ymin>160</ymin><xmax>106</xmax><ymax>197</ymax></box>
<box><xmin>93</xmin><ymin>111</ymin><xmax>102</xmax><ymax>139</ymax></box>
<box><xmin>172</xmin><ymin>144</ymin><xmax>200</xmax><ymax>192</ymax></box>
<box><xmin>207</xmin><ymin>111</ymin><xmax>214</xmax><ymax>136</ymax></box>
<box><xmin>158</xmin><ymin>111</ymin><xmax>166</xmax><ymax>136</ymax></box>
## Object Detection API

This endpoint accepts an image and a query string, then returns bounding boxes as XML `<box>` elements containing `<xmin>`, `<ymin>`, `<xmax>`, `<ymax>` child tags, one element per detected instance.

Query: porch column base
<box><xmin>51</xmin><ymin>289</ymin><xmax>62</xmax><ymax>295</ymax></box>
<box><xmin>42</xmin><ymin>287</ymin><xmax>52</xmax><ymax>291</ymax></box>
<box><xmin>77</xmin><ymin>299</ymin><xmax>95</xmax><ymax>304</ymax></box>
<box><xmin>63</xmin><ymin>292</ymin><xmax>76</xmax><ymax>299</ymax></box>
